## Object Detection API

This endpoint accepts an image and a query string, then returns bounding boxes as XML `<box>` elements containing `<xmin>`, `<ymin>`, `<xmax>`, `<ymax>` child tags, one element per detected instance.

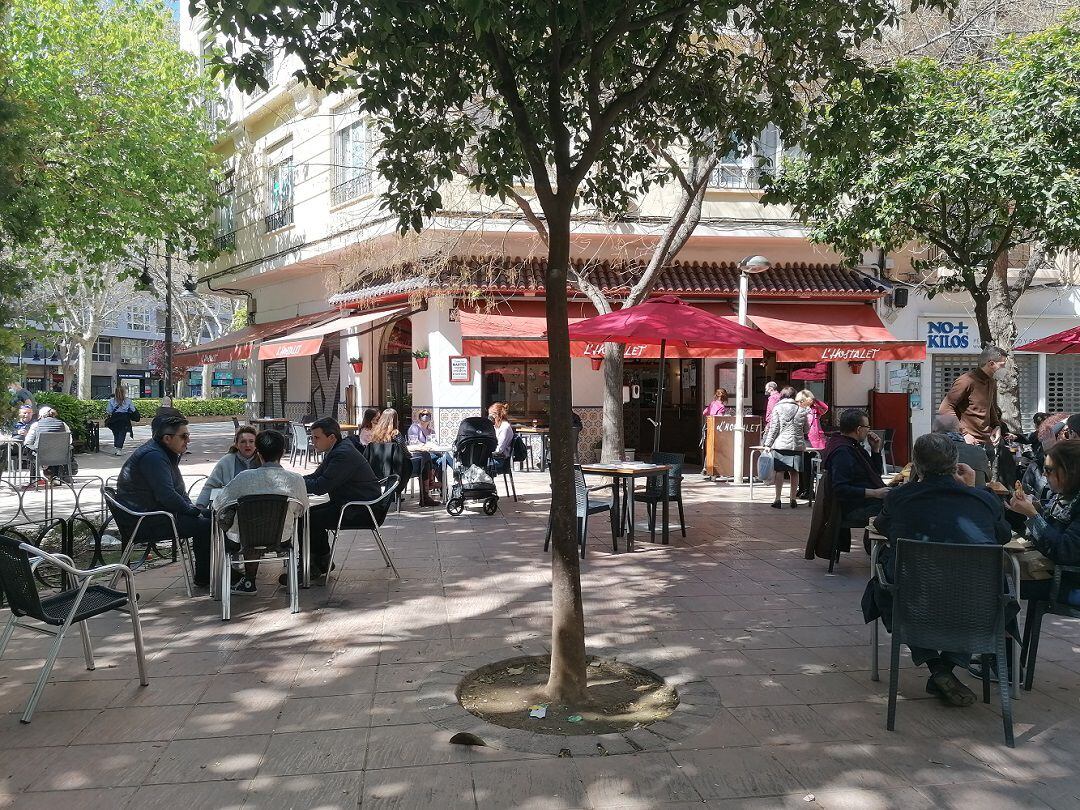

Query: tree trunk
<box><xmin>600</xmin><ymin>342</ymin><xmax>625</xmax><ymax>462</ymax></box>
<box><xmin>76</xmin><ymin>338</ymin><xmax>94</xmax><ymax>399</ymax></box>
<box><xmin>544</xmin><ymin>200</ymin><xmax>589</xmax><ymax>705</ymax></box>
<box><xmin>986</xmin><ymin>264</ymin><xmax>1021</xmax><ymax>429</ymax></box>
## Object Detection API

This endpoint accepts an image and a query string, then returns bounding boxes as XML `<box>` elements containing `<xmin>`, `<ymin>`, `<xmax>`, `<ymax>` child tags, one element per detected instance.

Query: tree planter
<box><xmin>350</xmin><ymin>361</ymin><xmax>364</xmax><ymax>373</ymax></box>
<box><xmin>415</xmin><ymin>357</ymin><xmax>429</xmax><ymax>370</ymax></box>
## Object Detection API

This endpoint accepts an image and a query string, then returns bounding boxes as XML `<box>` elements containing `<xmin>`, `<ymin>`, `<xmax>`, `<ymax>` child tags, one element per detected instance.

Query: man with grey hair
<box><xmin>938</xmin><ymin>345</ymin><xmax>1007</xmax><ymax>449</ymax></box>
<box><xmin>864</xmin><ymin>432</ymin><xmax>1011</xmax><ymax>708</ymax></box>
<box><xmin>930</xmin><ymin>412</ymin><xmax>992</xmax><ymax>487</ymax></box>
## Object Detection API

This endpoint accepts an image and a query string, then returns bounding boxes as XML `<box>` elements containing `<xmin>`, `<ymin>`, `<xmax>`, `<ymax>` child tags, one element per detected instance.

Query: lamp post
<box><xmin>733</xmin><ymin>254</ymin><xmax>772</xmax><ymax>484</ymax></box>
<box><xmin>164</xmin><ymin>245</ymin><xmax>174</xmax><ymax>398</ymax></box>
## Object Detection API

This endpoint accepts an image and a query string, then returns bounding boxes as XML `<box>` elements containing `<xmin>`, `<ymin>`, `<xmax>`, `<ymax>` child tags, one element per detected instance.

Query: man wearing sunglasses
<box><xmin>117</xmin><ymin>415</ymin><xmax>212</xmax><ymax>587</ymax></box>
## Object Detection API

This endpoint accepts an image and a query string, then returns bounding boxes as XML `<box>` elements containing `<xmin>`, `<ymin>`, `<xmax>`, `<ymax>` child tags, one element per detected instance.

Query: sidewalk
<box><xmin>0</xmin><ymin>422</ymin><xmax>1078</xmax><ymax>809</ymax></box>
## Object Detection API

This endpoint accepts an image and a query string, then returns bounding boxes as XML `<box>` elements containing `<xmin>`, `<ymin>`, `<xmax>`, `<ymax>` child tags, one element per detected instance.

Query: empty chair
<box><xmin>639</xmin><ymin>451</ymin><xmax>686</xmax><ymax>541</ymax></box>
<box><xmin>0</xmin><ymin>532</ymin><xmax>147</xmax><ymax>723</ymax></box>
<box><xmin>220</xmin><ymin>494</ymin><xmax>303</xmax><ymax>620</ymax></box>
<box><xmin>1020</xmin><ymin>563</ymin><xmax>1080</xmax><ymax>691</ymax></box>
<box><xmin>289</xmin><ymin>423</ymin><xmax>316</xmax><ymax>468</ymax></box>
<box><xmin>544</xmin><ymin>466</ymin><xmax>614</xmax><ymax>558</ymax></box>
<box><xmin>325</xmin><ymin>475</ymin><xmax>401</xmax><ymax>579</ymax></box>
<box><xmin>364</xmin><ymin>441</ymin><xmax>412</xmax><ymax>512</ymax></box>
<box><xmin>103</xmin><ymin>487</ymin><xmax>195</xmax><ymax>597</ymax></box>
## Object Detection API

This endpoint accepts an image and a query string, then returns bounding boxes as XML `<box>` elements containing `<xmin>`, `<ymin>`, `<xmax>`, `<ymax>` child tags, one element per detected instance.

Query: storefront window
<box><xmin>482</xmin><ymin>359</ymin><xmax>550</xmax><ymax>419</ymax></box>
<box><xmin>381</xmin><ymin>319</ymin><xmax>412</xmax><ymax>420</ymax></box>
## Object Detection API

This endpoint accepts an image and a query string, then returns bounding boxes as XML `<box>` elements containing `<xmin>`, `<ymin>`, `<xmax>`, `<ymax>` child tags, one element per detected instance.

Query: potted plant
<box><xmin>348</xmin><ymin>356</ymin><xmax>364</xmax><ymax>373</ymax></box>
<box><xmin>412</xmin><ymin>348</ymin><xmax>430</xmax><ymax>370</ymax></box>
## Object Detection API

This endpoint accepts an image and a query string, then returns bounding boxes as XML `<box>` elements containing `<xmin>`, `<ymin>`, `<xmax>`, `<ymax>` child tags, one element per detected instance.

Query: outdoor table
<box><xmin>578</xmin><ymin>462</ymin><xmax>670</xmax><ymax>551</ymax></box>
<box><xmin>408</xmin><ymin>443</ymin><xmax>453</xmax><ymax>502</ymax></box>
<box><xmin>305</xmin><ymin>422</ymin><xmax>359</xmax><ymax>434</ymax></box>
<box><xmin>0</xmin><ymin>436</ymin><xmax>23</xmax><ymax>483</ymax></box>
<box><xmin>249</xmin><ymin>417</ymin><xmax>291</xmax><ymax>430</ymax></box>
<box><xmin>515</xmin><ymin>426</ymin><xmax>550</xmax><ymax>471</ymax></box>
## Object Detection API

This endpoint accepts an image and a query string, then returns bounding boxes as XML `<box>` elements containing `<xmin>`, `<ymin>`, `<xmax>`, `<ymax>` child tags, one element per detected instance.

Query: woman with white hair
<box><xmin>24</xmin><ymin>406</ymin><xmax>71</xmax><ymax>482</ymax></box>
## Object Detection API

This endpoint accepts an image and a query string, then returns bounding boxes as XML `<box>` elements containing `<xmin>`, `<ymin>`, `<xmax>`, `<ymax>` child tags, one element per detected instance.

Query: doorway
<box><xmin>751</xmin><ymin>361</ymin><xmax>833</xmax><ymax>428</ymax></box>
<box><xmin>623</xmin><ymin>358</ymin><xmax>702</xmax><ymax>461</ymax></box>
<box><xmin>381</xmin><ymin>318</ymin><xmax>413</xmax><ymax>421</ymax></box>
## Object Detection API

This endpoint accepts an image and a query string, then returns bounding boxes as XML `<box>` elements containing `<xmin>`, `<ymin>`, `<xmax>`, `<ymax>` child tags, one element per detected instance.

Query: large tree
<box><xmin>766</xmin><ymin>16</ymin><xmax>1080</xmax><ymax>425</ymax></box>
<box><xmin>2</xmin><ymin>0</ymin><xmax>221</xmax><ymax>394</ymax></box>
<box><xmin>196</xmin><ymin>0</ymin><xmax>930</xmax><ymax>702</ymax></box>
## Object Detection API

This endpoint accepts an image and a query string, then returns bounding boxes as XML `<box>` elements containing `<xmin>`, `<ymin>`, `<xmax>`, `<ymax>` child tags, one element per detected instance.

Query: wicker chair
<box><xmin>878</xmin><ymin>538</ymin><xmax>1020</xmax><ymax>747</ymax></box>
<box><xmin>544</xmin><ymin>466</ymin><xmax>614</xmax><ymax>558</ymax></box>
<box><xmin>638</xmin><ymin>451</ymin><xmax>686</xmax><ymax>541</ymax></box>
<box><xmin>1020</xmin><ymin>563</ymin><xmax>1080</xmax><ymax>691</ymax></box>
<box><xmin>0</xmin><ymin>532</ymin><xmax>147</xmax><ymax>723</ymax></box>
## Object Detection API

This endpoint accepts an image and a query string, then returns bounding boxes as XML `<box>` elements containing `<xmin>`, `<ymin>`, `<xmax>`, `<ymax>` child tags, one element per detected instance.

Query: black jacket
<box><xmin>821</xmin><ymin>435</ymin><xmax>884</xmax><ymax>515</ymax></box>
<box><xmin>304</xmin><ymin>437</ymin><xmax>381</xmax><ymax>507</ymax></box>
<box><xmin>117</xmin><ymin>439</ymin><xmax>200</xmax><ymax>518</ymax></box>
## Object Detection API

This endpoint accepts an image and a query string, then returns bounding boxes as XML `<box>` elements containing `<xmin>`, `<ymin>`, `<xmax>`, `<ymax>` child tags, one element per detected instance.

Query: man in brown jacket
<box><xmin>937</xmin><ymin>345</ymin><xmax>1008</xmax><ymax>451</ymax></box>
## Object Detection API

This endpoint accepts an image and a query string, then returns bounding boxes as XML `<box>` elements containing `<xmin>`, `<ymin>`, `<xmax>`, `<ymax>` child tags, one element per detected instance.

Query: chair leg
<box><xmin>886</xmin><ymin>634</ymin><xmax>902</xmax><ymax>732</ymax></box>
<box><xmin>1011</xmin><ymin>632</ymin><xmax>1021</xmax><ymax>700</ymax></box>
<box><xmin>21</xmin><ymin>624</ymin><xmax>70</xmax><ymax>723</ymax></box>
<box><xmin>677</xmin><ymin>496</ymin><xmax>686</xmax><ymax>538</ymax></box>
<box><xmin>577</xmin><ymin>517</ymin><xmax>586</xmax><ymax>559</ymax></box>
<box><xmin>871</xmin><ymin>619</ymin><xmax>880</xmax><ymax>682</ymax></box>
<box><xmin>1024</xmin><ymin>601</ymin><xmax>1045</xmax><ymax>691</ymax></box>
<box><xmin>997</xmin><ymin>642</ymin><xmax>1015</xmax><ymax>748</ymax></box>
<box><xmin>543</xmin><ymin>517</ymin><xmax>552</xmax><ymax>552</ymax></box>
<box><xmin>126</xmin><ymin>598</ymin><xmax>149</xmax><ymax>687</ymax></box>
<box><xmin>827</xmin><ymin>525</ymin><xmax>841</xmax><ymax>574</ymax></box>
<box><xmin>289</xmin><ymin>544</ymin><xmax>299</xmax><ymax>614</ymax></box>
<box><xmin>177</xmin><ymin>537</ymin><xmax>194</xmax><ymax>598</ymax></box>
<box><xmin>0</xmin><ymin>613</ymin><xmax>18</xmax><ymax>659</ymax></box>
<box><xmin>221</xmin><ymin>546</ymin><xmax>232</xmax><ymax>621</ymax></box>
<box><xmin>509</xmin><ymin>470</ymin><xmax>517</xmax><ymax>502</ymax></box>
<box><xmin>78</xmin><ymin>621</ymin><xmax>95</xmax><ymax>671</ymax></box>
<box><xmin>371</xmin><ymin>526</ymin><xmax>399</xmax><ymax>578</ymax></box>
<box><xmin>647</xmin><ymin>502</ymin><xmax>656</xmax><ymax>543</ymax></box>
<box><xmin>981</xmin><ymin>653</ymin><xmax>992</xmax><ymax>704</ymax></box>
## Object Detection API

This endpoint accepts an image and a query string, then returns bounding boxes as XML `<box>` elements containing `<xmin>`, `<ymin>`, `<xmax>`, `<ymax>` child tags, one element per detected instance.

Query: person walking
<box><xmin>761</xmin><ymin>386</ymin><xmax>810</xmax><ymax>508</ymax></box>
<box><xmin>105</xmin><ymin>385</ymin><xmax>139</xmax><ymax>456</ymax></box>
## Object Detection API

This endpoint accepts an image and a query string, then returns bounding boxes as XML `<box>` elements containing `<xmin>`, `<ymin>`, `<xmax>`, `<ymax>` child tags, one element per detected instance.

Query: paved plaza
<box><xmin>1</xmin><ymin>422</ymin><xmax>1079</xmax><ymax>809</ymax></box>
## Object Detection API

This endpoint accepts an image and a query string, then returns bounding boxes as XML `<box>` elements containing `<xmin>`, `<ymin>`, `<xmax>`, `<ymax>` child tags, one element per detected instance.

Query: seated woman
<box><xmin>1008</xmin><ymin>438</ymin><xmax>1080</xmax><ymax>603</ymax></box>
<box><xmin>197</xmin><ymin>426</ymin><xmax>260</xmax><ymax>507</ymax></box>
<box><xmin>407</xmin><ymin>409</ymin><xmax>452</xmax><ymax>486</ymax></box>
<box><xmin>357</xmin><ymin>408</ymin><xmax>378</xmax><ymax>446</ymax></box>
<box><xmin>488</xmin><ymin>402</ymin><xmax>514</xmax><ymax>474</ymax></box>
<box><xmin>372</xmin><ymin>408</ymin><xmax>438</xmax><ymax>507</ymax></box>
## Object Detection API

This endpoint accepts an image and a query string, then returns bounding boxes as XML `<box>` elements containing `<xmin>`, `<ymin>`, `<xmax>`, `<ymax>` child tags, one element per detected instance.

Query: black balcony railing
<box><xmin>331</xmin><ymin>173</ymin><xmax>372</xmax><ymax>205</ymax></box>
<box><xmin>708</xmin><ymin>165</ymin><xmax>763</xmax><ymax>190</ymax></box>
<box><xmin>213</xmin><ymin>230</ymin><xmax>236</xmax><ymax>252</ymax></box>
<box><xmin>264</xmin><ymin>206</ymin><xmax>293</xmax><ymax>233</ymax></box>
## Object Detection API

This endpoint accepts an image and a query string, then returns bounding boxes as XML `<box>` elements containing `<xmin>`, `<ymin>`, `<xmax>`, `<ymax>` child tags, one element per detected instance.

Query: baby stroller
<box><xmin>446</xmin><ymin>416</ymin><xmax>499</xmax><ymax>516</ymax></box>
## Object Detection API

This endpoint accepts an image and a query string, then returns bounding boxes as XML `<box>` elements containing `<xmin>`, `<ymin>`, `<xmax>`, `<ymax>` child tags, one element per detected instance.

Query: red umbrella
<box><xmin>566</xmin><ymin>296</ymin><xmax>794</xmax><ymax>451</ymax></box>
<box><xmin>791</xmin><ymin>362</ymin><xmax>829</xmax><ymax>381</ymax></box>
<box><xmin>1016</xmin><ymin>326</ymin><xmax>1080</xmax><ymax>354</ymax></box>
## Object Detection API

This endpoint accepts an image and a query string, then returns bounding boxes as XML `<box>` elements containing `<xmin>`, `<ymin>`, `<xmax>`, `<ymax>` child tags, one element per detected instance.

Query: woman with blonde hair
<box><xmin>197</xmin><ymin>425</ymin><xmax>260</xmax><ymax>507</ymax></box>
<box><xmin>795</xmin><ymin>389</ymin><xmax>829</xmax><ymax>499</ymax></box>
<box><xmin>371</xmin><ymin>408</ymin><xmax>438</xmax><ymax>506</ymax></box>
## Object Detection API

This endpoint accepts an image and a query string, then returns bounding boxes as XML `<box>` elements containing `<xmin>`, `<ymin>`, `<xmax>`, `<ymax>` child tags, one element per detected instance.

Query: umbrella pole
<box><xmin>653</xmin><ymin>339</ymin><xmax>666</xmax><ymax>455</ymax></box>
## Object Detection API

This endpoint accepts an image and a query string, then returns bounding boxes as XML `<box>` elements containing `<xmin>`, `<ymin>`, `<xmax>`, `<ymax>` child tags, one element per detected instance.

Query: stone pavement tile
<box><xmin>144</xmin><ymin>734</ymin><xmax>270</xmax><ymax>783</ymax></box>
<box><xmin>274</xmin><ymin>694</ymin><xmax>373</xmax><ymax>732</ymax></box>
<box><xmin>0</xmin><ymin>677</ymin><xmax>125</xmax><ymax>713</ymax></box>
<box><xmin>729</xmin><ymin>704</ymin><xmax>854</xmax><ymax>746</ymax></box>
<box><xmin>72</xmin><ymin>704</ymin><xmax>192</xmax><ymax>744</ymax></box>
<box><xmin>125</xmin><ymin>779</ymin><xmax>249</xmax><ymax>810</ymax></box>
<box><xmin>378</xmin><ymin>638</ymin><xmax>458</xmax><ymax>665</ymax></box>
<box><xmin>375</xmin><ymin>661</ymin><xmax>440</xmax><ymax>693</ymax></box>
<box><xmin>0</xmin><ymin>708</ymin><xmax>98</xmax><ymax>749</ymax></box>
<box><xmin>807</xmin><ymin>644</ymin><xmax>917</xmax><ymax>672</ymax></box>
<box><xmin>244</xmin><ymin>770</ymin><xmax>364</xmax><ymax>810</ymax></box>
<box><xmin>300</xmin><ymin>644</ymin><xmax>381</xmax><ymax>669</ymax></box>
<box><xmin>768</xmin><ymin>741</ymin><xmax>910</xmax><ymax>792</ymax></box>
<box><xmin>740</xmin><ymin>646</ymin><xmax>842</xmax><ymax>675</ymax></box>
<box><xmin>866</xmin><ymin>739</ymin><xmax>1003</xmax><ymax>786</ymax></box>
<box><xmin>0</xmin><ymin>746</ymin><xmax>61</xmax><ymax>794</ymax></box>
<box><xmin>707</xmin><ymin>674</ymin><xmax>805</xmax><ymax>707</ymax></box>
<box><xmin>772</xmin><ymin>672</ymin><xmax>868</xmax><ymax>703</ymax></box>
<box><xmin>108</xmin><ymin>675</ymin><xmax>209</xmax><ymax>708</ymax></box>
<box><xmin>472</xmin><ymin>759</ymin><xmax>588</xmax><ymax>809</ymax></box>
<box><xmin>2</xmin><ymin>786</ymin><xmax>140</xmax><ymax>810</ymax></box>
<box><xmin>288</xmin><ymin>664</ymin><xmax>378</xmax><ymax>698</ymax></box>
<box><xmin>258</xmin><ymin>727</ymin><xmax>369</xmax><ymax>776</ymax></box>
<box><xmin>658</xmin><ymin>707</ymin><xmax>759</xmax><ymax>750</ymax></box>
<box><xmin>576</xmin><ymin>752</ymin><xmax>703</xmax><ymax>806</ymax></box>
<box><xmin>1022</xmin><ymin>776</ymin><xmax>1080</xmax><ymax>810</ymax></box>
<box><xmin>365</xmin><ymin>721</ymin><xmax>477</xmax><ymax>769</ymax></box>
<box><xmin>915</xmin><ymin>779</ymin><xmax>1055</xmax><ymax>809</ymax></box>
<box><xmin>780</xmin><ymin>625</ymin><xmax>867</xmax><ymax>648</ymax></box>
<box><xmin>668</xmin><ymin>650</ymin><xmax>766</xmax><ymax>678</ymax></box>
<box><xmin>145</xmin><ymin>649</ymin><xmax>231</xmax><ymax>677</ymax></box>
<box><xmin>197</xmin><ymin>672</ymin><xmax>293</xmax><ymax>708</ymax></box>
<box><xmin>800</xmin><ymin>786</ymin><xmax>936</xmax><ymax>809</ymax></box>
<box><xmin>24</xmin><ymin>740</ymin><xmax>163</xmax><ymax>791</ymax></box>
<box><xmin>713</xmin><ymin>627</ymin><xmax>805</xmax><ymax>650</ymax></box>
<box><xmin>361</xmin><ymin>763</ymin><xmax>476</xmax><ymax>810</ymax></box>
<box><xmin>670</xmin><ymin>746</ymin><xmax>803</xmax><ymax>800</ymax></box>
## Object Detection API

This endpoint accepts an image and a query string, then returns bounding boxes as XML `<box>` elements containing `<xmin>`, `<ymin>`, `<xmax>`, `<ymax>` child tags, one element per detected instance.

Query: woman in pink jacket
<box><xmin>796</xmin><ymin>389</ymin><xmax>828</xmax><ymax>499</ymax></box>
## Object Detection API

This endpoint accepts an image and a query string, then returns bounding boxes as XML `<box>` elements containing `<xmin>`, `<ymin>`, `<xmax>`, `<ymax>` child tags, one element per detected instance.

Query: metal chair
<box><xmin>220</xmin><ymin>494</ymin><xmax>302</xmax><ymax>620</ymax></box>
<box><xmin>1020</xmin><ymin>563</ymin><xmax>1080</xmax><ymax>691</ymax></box>
<box><xmin>489</xmin><ymin>456</ymin><xmax>518</xmax><ymax>502</ymax></box>
<box><xmin>639</xmin><ymin>452</ymin><xmax>686</xmax><ymax>541</ymax></box>
<box><xmin>289</xmin><ymin>423</ymin><xmax>315</xmax><ymax>468</ymax></box>
<box><xmin>0</xmin><ymin>532</ymin><xmax>147</xmax><ymax>723</ymax></box>
<box><xmin>878</xmin><ymin>538</ymin><xmax>1020</xmax><ymax>747</ymax></box>
<box><xmin>326</xmin><ymin>475</ymin><xmax>401</xmax><ymax>580</ymax></box>
<box><xmin>103</xmin><ymin>488</ymin><xmax>194</xmax><ymax>598</ymax></box>
<box><xmin>33</xmin><ymin>430</ymin><xmax>73</xmax><ymax>482</ymax></box>
<box><xmin>544</xmin><ymin>466</ymin><xmax>614</xmax><ymax>558</ymax></box>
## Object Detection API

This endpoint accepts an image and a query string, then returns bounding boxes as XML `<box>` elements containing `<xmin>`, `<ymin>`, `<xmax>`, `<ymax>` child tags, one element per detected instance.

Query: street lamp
<box><xmin>733</xmin><ymin>254</ymin><xmax>772</xmax><ymax>485</ymax></box>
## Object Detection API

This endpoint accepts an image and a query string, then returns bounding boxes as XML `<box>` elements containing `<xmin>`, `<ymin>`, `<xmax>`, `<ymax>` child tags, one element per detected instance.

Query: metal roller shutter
<box><xmin>1047</xmin><ymin>355</ymin><xmax>1080</xmax><ymax>415</ymax></box>
<box><xmin>931</xmin><ymin>354</ymin><xmax>1038</xmax><ymax>429</ymax></box>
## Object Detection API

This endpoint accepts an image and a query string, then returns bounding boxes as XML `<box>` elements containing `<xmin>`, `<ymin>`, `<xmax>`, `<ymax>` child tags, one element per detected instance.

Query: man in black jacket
<box><xmin>821</xmin><ymin>409</ymin><xmax>890</xmax><ymax>523</ymax></box>
<box><xmin>116</xmin><ymin>415</ymin><xmax>211</xmax><ymax>586</ymax></box>
<box><xmin>301</xmin><ymin>417</ymin><xmax>382</xmax><ymax>581</ymax></box>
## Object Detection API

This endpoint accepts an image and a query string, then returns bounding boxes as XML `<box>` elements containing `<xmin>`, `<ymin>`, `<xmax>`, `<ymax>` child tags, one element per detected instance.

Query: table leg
<box><xmin>302</xmin><ymin>506</ymin><xmax>311</xmax><ymax>588</ymax></box>
<box><xmin>749</xmin><ymin>449</ymin><xmax>761</xmax><ymax>497</ymax></box>
<box><xmin>209</xmin><ymin>510</ymin><xmax>220</xmax><ymax>601</ymax></box>
<box><xmin>626</xmin><ymin>477</ymin><xmax>636</xmax><ymax>552</ymax></box>
<box><xmin>610</xmin><ymin>478</ymin><xmax>622</xmax><ymax>544</ymax></box>
<box><xmin>662</xmin><ymin>471</ymin><xmax>670</xmax><ymax>546</ymax></box>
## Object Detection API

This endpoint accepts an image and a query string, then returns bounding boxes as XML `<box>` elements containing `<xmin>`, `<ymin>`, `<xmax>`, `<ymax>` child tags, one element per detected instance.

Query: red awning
<box><xmin>257</xmin><ymin>307</ymin><xmax>408</xmax><ymax>361</ymax></box>
<box><xmin>459</xmin><ymin>302</ymin><xmax>761</xmax><ymax>359</ymax></box>
<box><xmin>174</xmin><ymin>311</ymin><xmax>331</xmax><ymax>368</ymax></box>
<box><xmin>745</xmin><ymin>304</ymin><xmax>926</xmax><ymax>362</ymax></box>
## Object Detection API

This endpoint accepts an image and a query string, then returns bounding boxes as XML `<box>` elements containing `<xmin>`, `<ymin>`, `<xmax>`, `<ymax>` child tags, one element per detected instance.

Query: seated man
<box><xmin>214</xmin><ymin>429</ymin><xmax>308</xmax><ymax>595</ymax></box>
<box><xmin>866</xmin><ymin>433</ymin><xmax>1011</xmax><ymax>708</ymax></box>
<box><xmin>294</xmin><ymin>417</ymin><xmax>382</xmax><ymax>583</ymax></box>
<box><xmin>929</xmin><ymin>413</ymin><xmax>992</xmax><ymax>487</ymax></box>
<box><xmin>23</xmin><ymin>406</ymin><xmax>72</xmax><ymax>482</ymax></box>
<box><xmin>820</xmin><ymin>408</ymin><xmax>890</xmax><ymax>523</ymax></box>
<box><xmin>12</xmin><ymin>405</ymin><xmax>34</xmax><ymax>439</ymax></box>
<box><xmin>116</xmin><ymin>415</ymin><xmax>211</xmax><ymax>587</ymax></box>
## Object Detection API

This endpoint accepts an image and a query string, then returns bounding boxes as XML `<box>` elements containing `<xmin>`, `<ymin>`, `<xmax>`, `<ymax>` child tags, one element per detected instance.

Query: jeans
<box><xmin>110</xmin><ymin>429</ymin><xmax>127</xmax><ymax>449</ymax></box>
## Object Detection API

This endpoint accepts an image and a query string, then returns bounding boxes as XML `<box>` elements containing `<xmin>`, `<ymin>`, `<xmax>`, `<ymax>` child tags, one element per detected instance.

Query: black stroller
<box><xmin>446</xmin><ymin>416</ymin><xmax>499</xmax><ymax>516</ymax></box>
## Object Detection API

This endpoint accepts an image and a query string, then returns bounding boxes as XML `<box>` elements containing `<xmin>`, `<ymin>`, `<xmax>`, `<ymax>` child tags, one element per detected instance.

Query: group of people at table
<box><xmin>807</xmin><ymin>345</ymin><xmax>1080</xmax><ymax>708</ymax></box>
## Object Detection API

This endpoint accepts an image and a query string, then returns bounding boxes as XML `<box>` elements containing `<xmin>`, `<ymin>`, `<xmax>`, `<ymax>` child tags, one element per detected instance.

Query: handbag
<box><xmin>757</xmin><ymin>449</ymin><xmax>774</xmax><ymax>482</ymax></box>
<box><xmin>130</xmin><ymin>406</ymin><xmax>141</xmax><ymax>422</ymax></box>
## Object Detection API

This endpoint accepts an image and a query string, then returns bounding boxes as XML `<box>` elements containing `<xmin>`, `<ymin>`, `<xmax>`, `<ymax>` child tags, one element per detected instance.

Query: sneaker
<box><xmin>231</xmin><ymin>577</ymin><xmax>257</xmax><ymax>595</ymax></box>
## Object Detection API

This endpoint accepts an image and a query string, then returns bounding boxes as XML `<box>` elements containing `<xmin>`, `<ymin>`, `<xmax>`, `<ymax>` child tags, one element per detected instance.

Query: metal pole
<box><xmin>733</xmin><ymin>271</ymin><xmax>749</xmax><ymax>484</ymax></box>
<box><xmin>652</xmin><ymin>338</ymin><xmax>667</xmax><ymax>455</ymax></box>
<box><xmin>164</xmin><ymin>246</ymin><xmax>174</xmax><ymax>398</ymax></box>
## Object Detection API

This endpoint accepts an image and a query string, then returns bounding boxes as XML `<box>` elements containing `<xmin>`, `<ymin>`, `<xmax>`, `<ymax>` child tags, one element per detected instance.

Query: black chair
<box><xmin>364</xmin><ymin>442</ymin><xmax>412</xmax><ymax>512</ymax></box>
<box><xmin>544</xmin><ymin>466</ymin><xmax>614</xmax><ymax>558</ymax></box>
<box><xmin>220</xmin><ymin>494</ymin><xmax>303</xmax><ymax>620</ymax></box>
<box><xmin>0</xmin><ymin>532</ymin><xmax>147</xmax><ymax>723</ymax></box>
<box><xmin>1020</xmin><ymin>563</ymin><xmax>1080</xmax><ymax>691</ymax></box>
<box><xmin>639</xmin><ymin>452</ymin><xmax>686</xmax><ymax>541</ymax></box>
<box><xmin>327</xmin><ymin>475</ymin><xmax>401</xmax><ymax>580</ymax></box>
<box><xmin>103</xmin><ymin>488</ymin><xmax>194</xmax><ymax>597</ymax></box>
<box><xmin>809</xmin><ymin>471</ymin><xmax>871</xmax><ymax>574</ymax></box>
<box><xmin>489</xmin><ymin>455</ymin><xmax>518</xmax><ymax>502</ymax></box>
<box><xmin>878</xmin><ymin>538</ymin><xmax>1020</xmax><ymax>747</ymax></box>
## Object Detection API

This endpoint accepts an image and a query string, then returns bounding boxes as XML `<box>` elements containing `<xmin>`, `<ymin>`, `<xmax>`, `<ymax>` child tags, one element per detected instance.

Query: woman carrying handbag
<box><xmin>761</xmin><ymin>386</ymin><xmax>810</xmax><ymax>508</ymax></box>
<box><xmin>104</xmin><ymin>385</ymin><xmax>139</xmax><ymax>456</ymax></box>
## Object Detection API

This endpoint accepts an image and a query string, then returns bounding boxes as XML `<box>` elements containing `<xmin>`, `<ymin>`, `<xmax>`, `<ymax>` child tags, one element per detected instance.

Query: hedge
<box><xmin>32</xmin><ymin>393</ymin><xmax>246</xmax><ymax>446</ymax></box>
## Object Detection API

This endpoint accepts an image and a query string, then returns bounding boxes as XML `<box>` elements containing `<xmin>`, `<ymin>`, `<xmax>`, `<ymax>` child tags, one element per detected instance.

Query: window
<box><xmin>125</xmin><ymin>306</ymin><xmax>153</xmax><ymax>332</ymax></box>
<box><xmin>215</xmin><ymin>173</ymin><xmax>236</xmax><ymax>251</ymax></box>
<box><xmin>91</xmin><ymin>375</ymin><xmax>113</xmax><ymax>399</ymax></box>
<box><xmin>91</xmin><ymin>337</ymin><xmax>112</xmax><ymax>362</ymax></box>
<box><xmin>120</xmin><ymin>339</ymin><xmax>145</xmax><ymax>365</ymax></box>
<box><xmin>265</xmin><ymin>156</ymin><xmax>294</xmax><ymax>231</ymax></box>
<box><xmin>332</xmin><ymin>115</ymin><xmax>371</xmax><ymax>204</ymax></box>
<box><xmin>482</xmin><ymin>359</ymin><xmax>550</xmax><ymax>419</ymax></box>
<box><xmin>709</xmin><ymin>124</ymin><xmax>783</xmax><ymax>190</ymax></box>
<box><xmin>201</xmin><ymin>39</ymin><xmax>224</xmax><ymax>127</ymax></box>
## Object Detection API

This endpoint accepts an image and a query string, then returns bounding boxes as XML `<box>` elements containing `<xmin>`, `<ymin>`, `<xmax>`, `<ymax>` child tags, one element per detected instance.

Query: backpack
<box><xmin>511</xmin><ymin>435</ymin><xmax>528</xmax><ymax>463</ymax></box>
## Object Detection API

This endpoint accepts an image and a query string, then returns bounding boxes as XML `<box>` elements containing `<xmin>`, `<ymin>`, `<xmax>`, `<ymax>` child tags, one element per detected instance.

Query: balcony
<box><xmin>213</xmin><ymin>230</ymin><xmax>237</xmax><ymax>252</ymax></box>
<box><xmin>331</xmin><ymin>173</ymin><xmax>372</xmax><ymax>206</ymax></box>
<box><xmin>264</xmin><ymin>206</ymin><xmax>293</xmax><ymax>233</ymax></box>
<box><xmin>708</xmin><ymin>165</ymin><xmax>763</xmax><ymax>190</ymax></box>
